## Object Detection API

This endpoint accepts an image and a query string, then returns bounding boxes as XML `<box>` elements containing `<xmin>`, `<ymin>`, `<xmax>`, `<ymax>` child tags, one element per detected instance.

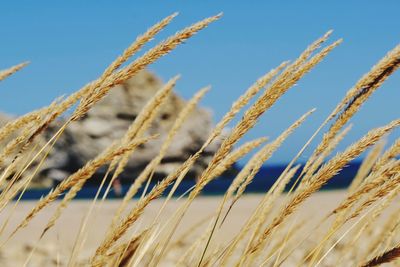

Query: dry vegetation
<box><xmin>0</xmin><ymin>13</ymin><xmax>399</xmax><ymax>267</ymax></box>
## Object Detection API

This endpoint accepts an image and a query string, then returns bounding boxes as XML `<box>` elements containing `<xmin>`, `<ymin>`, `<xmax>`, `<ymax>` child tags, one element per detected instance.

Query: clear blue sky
<box><xmin>0</xmin><ymin>1</ymin><xmax>399</xmax><ymax>164</ymax></box>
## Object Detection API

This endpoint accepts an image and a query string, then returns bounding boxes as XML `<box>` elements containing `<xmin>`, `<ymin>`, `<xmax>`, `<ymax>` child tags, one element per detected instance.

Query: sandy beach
<box><xmin>0</xmin><ymin>191</ymin><xmax>354</xmax><ymax>266</ymax></box>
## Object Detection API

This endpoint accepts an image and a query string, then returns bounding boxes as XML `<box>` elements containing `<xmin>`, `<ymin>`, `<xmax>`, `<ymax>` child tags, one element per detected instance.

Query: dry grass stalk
<box><xmin>221</xmin><ymin>126</ymin><xmax>347</xmax><ymax>265</ymax></box>
<box><xmin>195</xmin><ymin>107</ymin><xmax>313</xmax><ymax>265</ymax></box>
<box><xmin>109</xmin><ymin>230</ymin><xmax>149</xmax><ymax>267</ymax></box>
<box><xmin>368</xmin><ymin>137</ymin><xmax>400</xmax><ymax>176</ymax></box>
<box><xmin>308</xmin><ymin>44</ymin><xmax>400</xmax><ymax>169</ymax></box>
<box><xmin>210</xmin><ymin>61</ymin><xmax>289</xmax><ymax>143</ymax></box>
<box><xmin>120</xmin><ymin>61</ymin><xmax>292</xmax><ymax>248</ymax></box>
<box><xmin>146</xmin><ymin>35</ymin><xmax>340</xmax><ymax>265</ymax></box>
<box><xmin>209</xmin><ymin>137</ymin><xmax>267</xmax><ymax>179</ymax></box>
<box><xmin>348</xmin><ymin>170</ymin><xmax>400</xmax><ymax>221</ymax></box>
<box><xmin>9</xmin><ymin>135</ymin><xmax>154</xmax><ymax>239</ymax></box>
<box><xmin>300</xmin><ymin>124</ymin><xmax>353</xmax><ymax>190</ymax></box>
<box><xmin>63</xmin><ymin>78</ymin><xmax>183</xmax><ymax>262</ymax></box>
<box><xmin>136</xmin><ymin>59</ymin><xmax>307</xmax><ymax>263</ymax></box>
<box><xmin>0</xmin><ymin>110</ymin><xmax>44</xmax><ymax>144</ymax></box>
<box><xmin>218</xmin><ymin>164</ymin><xmax>301</xmax><ymax>267</ymax></box>
<box><xmin>238</xmin><ymin>108</ymin><xmax>313</xmax><ymax>196</ymax></box>
<box><xmin>191</xmin><ymin>37</ymin><xmax>339</xmax><ymax>205</ymax></box>
<box><xmin>348</xmin><ymin>140</ymin><xmax>385</xmax><ymax>193</ymax></box>
<box><xmin>72</xmin><ymin>13</ymin><xmax>222</xmax><ymax>122</ymax></box>
<box><xmin>246</xmin><ymin>119</ymin><xmax>400</xmax><ymax>257</ymax></box>
<box><xmin>222</xmin><ymin>109</ymin><xmax>314</xmax><ymax>226</ymax></box>
<box><xmin>360</xmin><ymin>244</ymin><xmax>400</xmax><ymax>267</ymax></box>
<box><xmin>332</xmin><ymin>159</ymin><xmax>399</xmax><ymax>215</ymax></box>
<box><xmin>177</xmin><ymin>221</ymin><xmax>216</xmax><ymax>266</ymax></box>
<box><xmin>350</xmin><ymin>185</ymin><xmax>399</xmax><ymax>260</ymax></box>
<box><xmin>304</xmin><ymin>159</ymin><xmax>400</xmax><ymax>265</ymax></box>
<box><xmin>0</xmin><ymin>62</ymin><xmax>29</xmax><ymax>82</ymax></box>
<box><xmin>70</xmin><ymin>12</ymin><xmax>177</xmax><ymax>121</ymax></box>
<box><xmin>95</xmin><ymin>136</ymin><xmax>261</xmax><ymax>265</ymax></box>
<box><xmin>92</xmin><ymin>154</ymin><xmax>197</xmax><ymax>263</ymax></box>
<box><xmin>366</xmin><ymin>204</ymin><xmax>400</xmax><ymax>256</ymax></box>
<box><xmin>6</xmin><ymin>12</ymin><xmax>209</xmax><ymax>178</ymax></box>
<box><xmin>110</xmin><ymin>86</ymin><xmax>208</xmax><ymax>225</ymax></box>
<box><xmin>0</xmin><ymin>101</ymin><xmax>58</xmax><ymax>168</ymax></box>
<box><xmin>107</xmin><ymin>76</ymin><xmax>179</xmax><ymax>192</ymax></box>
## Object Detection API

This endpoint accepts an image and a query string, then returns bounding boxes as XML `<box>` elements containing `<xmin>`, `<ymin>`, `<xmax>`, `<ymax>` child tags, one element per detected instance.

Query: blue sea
<box><xmin>18</xmin><ymin>161</ymin><xmax>362</xmax><ymax>200</ymax></box>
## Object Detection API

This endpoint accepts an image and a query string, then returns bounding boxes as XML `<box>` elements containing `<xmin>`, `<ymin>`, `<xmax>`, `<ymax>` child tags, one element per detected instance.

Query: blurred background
<box><xmin>0</xmin><ymin>1</ymin><xmax>399</xmax><ymax>195</ymax></box>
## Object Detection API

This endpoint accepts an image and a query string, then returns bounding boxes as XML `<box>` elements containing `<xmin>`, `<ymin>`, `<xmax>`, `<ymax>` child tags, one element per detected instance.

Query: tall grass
<box><xmin>0</xmin><ymin>13</ymin><xmax>399</xmax><ymax>267</ymax></box>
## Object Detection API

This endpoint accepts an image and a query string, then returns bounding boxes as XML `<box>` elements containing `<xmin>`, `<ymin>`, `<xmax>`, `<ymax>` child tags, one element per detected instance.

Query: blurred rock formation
<box><xmin>0</xmin><ymin>70</ymin><xmax>229</xmax><ymax>188</ymax></box>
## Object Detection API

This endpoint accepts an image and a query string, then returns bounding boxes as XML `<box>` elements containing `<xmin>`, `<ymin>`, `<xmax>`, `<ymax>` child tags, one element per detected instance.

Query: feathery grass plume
<box><xmin>107</xmin><ymin>63</ymin><xmax>290</xmax><ymax>239</ymax></box>
<box><xmin>190</xmin><ymin>37</ymin><xmax>339</xmax><ymax>204</ymax></box>
<box><xmin>146</xmin><ymin>63</ymin><xmax>292</xmax><ymax>215</ymax></box>
<box><xmin>303</xmin><ymin>159</ymin><xmax>400</xmax><ymax>265</ymax></box>
<box><xmin>219</xmin><ymin>117</ymin><xmax>342</xmax><ymax>266</ymax></box>
<box><xmin>208</xmin><ymin>137</ymin><xmax>267</xmax><ymax>179</ymax></box>
<box><xmin>58</xmin><ymin>77</ymin><xmax>180</xmax><ymax>263</ymax></box>
<box><xmin>189</xmin><ymin>137</ymin><xmax>270</xmax><ymax>264</ymax></box>
<box><xmin>348</xmin><ymin>169</ymin><xmax>400</xmax><ymax>221</ymax></box>
<box><xmin>117</xmin><ymin>66</ymin><xmax>290</xmax><ymax>234</ymax></box>
<box><xmin>8</xmin><ymin>12</ymin><xmax>186</xmax><ymax>171</ymax></box>
<box><xmin>234</xmin><ymin>109</ymin><xmax>314</xmax><ymax>201</ymax></box>
<box><xmin>299</xmin><ymin>124</ymin><xmax>353</xmax><ymax>189</ymax></box>
<box><xmin>95</xmin><ymin>138</ymin><xmax>260</xmax><ymax>265</ymax></box>
<box><xmin>317</xmin><ymin>162</ymin><xmax>400</xmax><ymax>261</ymax></box>
<box><xmin>215</xmin><ymin>38</ymin><xmax>341</xmax><ymax>209</ymax></box>
<box><xmin>109</xmin><ymin>86</ymin><xmax>208</xmax><ymax>225</ymax></box>
<box><xmin>221</xmin><ymin>109</ymin><xmax>314</xmax><ymax>228</ymax></box>
<box><xmin>177</xmin><ymin>221</ymin><xmax>216</xmax><ymax>265</ymax></box>
<box><xmin>348</xmin><ymin>140</ymin><xmax>385</xmax><ymax>193</ymax></box>
<box><xmin>107</xmin><ymin>230</ymin><xmax>149</xmax><ymax>267</ymax></box>
<box><xmin>308</xmin><ymin>44</ymin><xmax>400</xmax><ymax>168</ymax></box>
<box><xmin>105</xmin><ymin>76</ymin><xmax>179</xmax><ymax>196</ymax></box>
<box><xmin>94</xmin><ymin>54</ymin><xmax>308</xmax><ymax>264</ymax></box>
<box><xmin>360</xmin><ymin>244</ymin><xmax>400</xmax><ymax>267</ymax></box>
<box><xmin>246</xmin><ymin>119</ymin><xmax>400</xmax><ymax>256</ymax></box>
<box><xmin>0</xmin><ymin>98</ymin><xmax>65</xmax><ymax>198</ymax></box>
<box><xmin>180</xmin><ymin>109</ymin><xmax>312</xmax><ymax>267</ymax></box>
<box><xmin>0</xmin><ymin>110</ymin><xmax>44</xmax><ymax>144</ymax></box>
<box><xmin>348</xmin><ymin>183</ymin><xmax>399</xmax><ymax>261</ymax></box>
<box><xmin>0</xmin><ymin>62</ymin><xmax>29</xmax><ymax>82</ymax></box>
<box><xmin>0</xmin><ymin>98</ymin><xmax>61</xmax><ymax>168</ymax></box>
<box><xmin>150</xmin><ymin>62</ymin><xmax>290</xmax><ymax>201</ymax></box>
<box><xmin>368</xmin><ymin>137</ymin><xmax>400</xmax><ymax>176</ymax></box>
<box><xmin>209</xmin><ymin>61</ymin><xmax>289</xmax><ymax>142</ymax></box>
<box><xmin>141</xmin><ymin>142</ymin><xmax>272</xmax><ymax>266</ymax></box>
<box><xmin>92</xmin><ymin>155</ymin><xmax>197</xmax><ymax>263</ymax></box>
<box><xmin>148</xmin><ymin>35</ymin><xmax>340</xmax><ymax>265</ymax></box>
<box><xmin>0</xmin><ymin>123</ymin><xmax>36</xmax><ymax>168</ymax></box>
<box><xmin>249</xmin><ymin>165</ymin><xmax>301</xmax><ymax>243</ymax></box>
<box><xmin>87</xmin><ymin>13</ymin><xmax>222</xmax><ymax>203</ymax></box>
<box><xmin>71</xmin><ymin>13</ymin><xmax>177</xmax><ymax>120</ymax></box>
<box><xmin>8</xmin><ymin>135</ymin><xmax>154</xmax><ymax>239</ymax></box>
<box><xmin>368</xmin><ymin>206</ymin><xmax>400</xmax><ymax>256</ymax></box>
<box><xmin>218</xmin><ymin>164</ymin><xmax>301</xmax><ymax>267</ymax></box>
<box><xmin>0</xmin><ymin>117</ymin><xmax>54</xmax><ymax>195</ymax></box>
<box><xmin>332</xmin><ymin>158</ymin><xmax>400</xmax><ymax>215</ymax></box>
<box><xmin>72</xmin><ymin>13</ymin><xmax>222</xmax><ymax>121</ymax></box>
<box><xmin>146</xmin><ymin>62</ymin><xmax>291</xmax><ymax>212</ymax></box>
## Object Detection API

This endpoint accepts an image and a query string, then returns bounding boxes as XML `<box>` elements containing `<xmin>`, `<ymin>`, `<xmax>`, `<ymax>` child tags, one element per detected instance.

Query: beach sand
<box><xmin>0</xmin><ymin>190</ymin><xmax>384</xmax><ymax>266</ymax></box>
